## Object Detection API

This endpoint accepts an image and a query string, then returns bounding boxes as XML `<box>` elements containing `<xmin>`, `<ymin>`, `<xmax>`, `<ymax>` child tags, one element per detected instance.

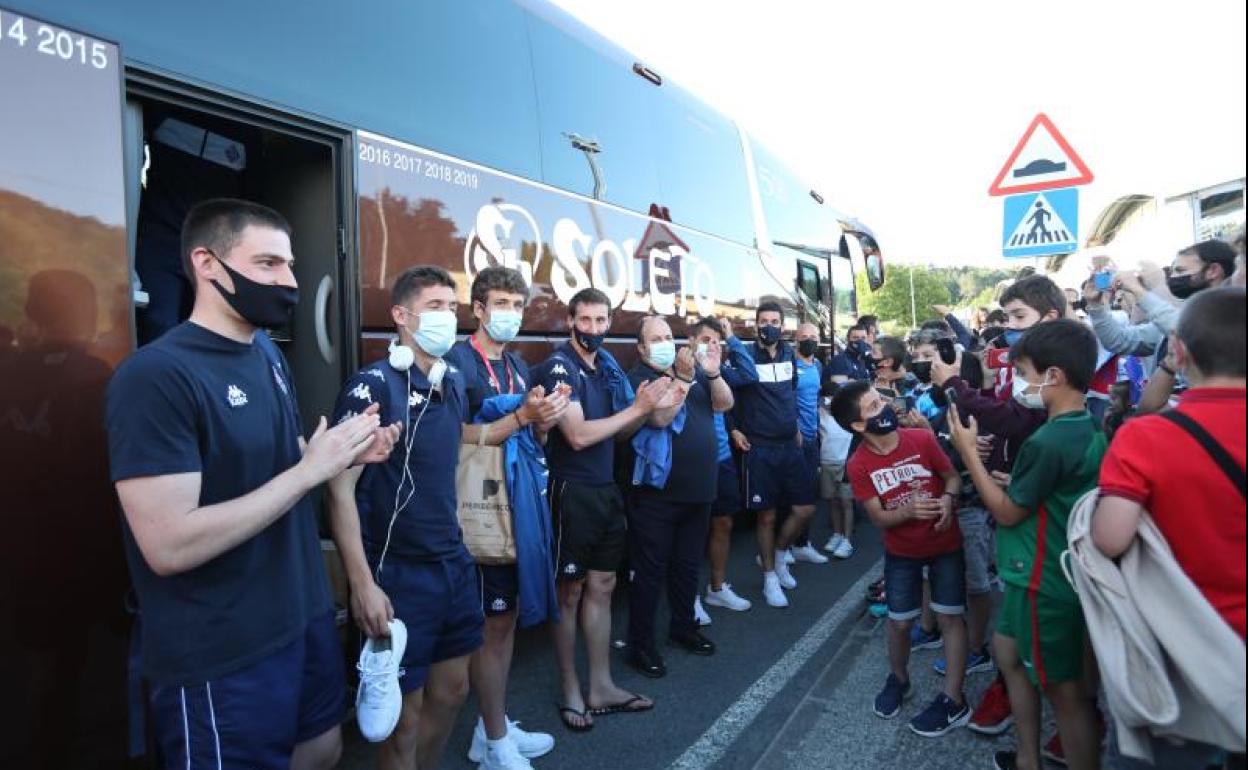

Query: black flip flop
<box><xmin>557</xmin><ymin>704</ymin><xmax>594</xmax><ymax>732</ymax></box>
<box><xmin>587</xmin><ymin>694</ymin><xmax>654</xmax><ymax>716</ymax></box>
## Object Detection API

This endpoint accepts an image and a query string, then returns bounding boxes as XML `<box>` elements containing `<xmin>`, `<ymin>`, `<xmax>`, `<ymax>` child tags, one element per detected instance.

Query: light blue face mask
<box><xmin>649</xmin><ymin>340</ymin><xmax>676</xmax><ymax>370</ymax></box>
<box><xmin>412</xmin><ymin>310</ymin><xmax>457</xmax><ymax>358</ymax></box>
<box><xmin>484</xmin><ymin>309</ymin><xmax>522</xmax><ymax>343</ymax></box>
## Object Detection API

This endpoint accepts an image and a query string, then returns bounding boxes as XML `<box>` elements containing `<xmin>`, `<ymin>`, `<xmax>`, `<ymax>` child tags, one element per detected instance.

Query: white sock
<box><xmin>487</xmin><ymin>736</ymin><xmax>509</xmax><ymax>751</ymax></box>
<box><xmin>775</xmin><ymin>549</ymin><xmax>788</xmax><ymax>564</ymax></box>
<box><xmin>764</xmin><ymin>570</ymin><xmax>778</xmax><ymax>581</ymax></box>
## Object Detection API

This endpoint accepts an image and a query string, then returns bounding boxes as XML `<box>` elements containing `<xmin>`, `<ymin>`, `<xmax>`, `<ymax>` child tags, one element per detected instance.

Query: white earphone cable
<box><xmin>374</xmin><ymin>365</ymin><xmax>434</xmax><ymax>579</ymax></box>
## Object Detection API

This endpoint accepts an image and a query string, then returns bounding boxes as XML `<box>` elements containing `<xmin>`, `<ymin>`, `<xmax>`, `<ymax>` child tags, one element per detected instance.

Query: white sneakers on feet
<box><xmin>783</xmin><ymin>548</ymin><xmax>796</xmax><ymax>565</ymax></box>
<box><xmin>468</xmin><ymin>717</ymin><xmax>555</xmax><ymax>764</ymax></box>
<box><xmin>694</xmin><ymin>596</ymin><xmax>713</xmax><ymax>626</ymax></box>
<box><xmin>833</xmin><ymin>539</ymin><xmax>855</xmax><ymax>559</ymax></box>
<box><xmin>792</xmin><ymin>544</ymin><xmax>829</xmax><ymax>564</ymax></box>
<box><xmin>478</xmin><ymin>737</ymin><xmax>532</xmax><ymax>770</ymax></box>
<box><xmin>824</xmin><ymin>533</ymin><xmax>845</xmax><ymax>553</ymax></box>
<box><xmin>762</xmin><ymin>572</ymin><xmax>789</xmax><ymax>608</ymax></box>
<box><xmin>705</xmin><ymin>583</ymin><xmax>752</xmax><ymax>611</ymax></box>
<box><xmin>773</xmin><ymin>552</ymin><xmax>798</xmax><ymax>589</ymax></box>
<box><xmin>356</xmin><ymin>619</ymin><xmax>408</xmax><ymax>743</ymax></box>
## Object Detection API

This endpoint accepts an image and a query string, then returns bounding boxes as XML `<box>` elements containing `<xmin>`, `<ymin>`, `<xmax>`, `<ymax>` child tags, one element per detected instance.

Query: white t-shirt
<box><xmin>819</xmin><ymin>409</ymin><xmax>853</xmax><ymax>466</ymax></box>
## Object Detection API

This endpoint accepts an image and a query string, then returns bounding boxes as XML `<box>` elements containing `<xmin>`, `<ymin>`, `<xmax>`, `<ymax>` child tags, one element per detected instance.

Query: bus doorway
<box><xmin>124</xmin><ymin>89</ymin><xmax>354</xmax><ymax>432</ymax></box>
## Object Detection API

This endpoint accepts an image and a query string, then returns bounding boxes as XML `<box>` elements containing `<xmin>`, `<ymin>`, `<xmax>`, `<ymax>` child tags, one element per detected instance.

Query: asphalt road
<box><xmin>340</xmin><ymin>504</ymin><xmax>886</xmax><ymax>770</ymax></box>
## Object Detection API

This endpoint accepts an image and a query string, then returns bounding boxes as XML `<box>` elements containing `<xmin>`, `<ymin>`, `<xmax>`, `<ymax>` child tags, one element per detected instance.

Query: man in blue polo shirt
<box><xmin>624</xmin><ymin>315</ymin><xmax>734</xmax><ymax>678</ymax></box>
<box><xmin>729</xmin><ymin>301</ymin><xmax>818</xmax><ymax>608</ymax></box>
<box><xmin>696</xmin><ymin>318</ymin><xmax>757</xmax><ymax>617</ymax></box>
<box><xmin>328</xmin><ymin>266</ymin><xmax>542</xmax><ymax>770</ymax></box>
<box><xmin>105</xmin><ymin>199</ymin><xmax>399</xmax><ymax>769</ymax></box>
<box><xmin>786</xmin><ymin>322</ymin><xmax>831</xmax><ymax>565</ymax></box>
<box><xmin>827</xmin><ymin>324</ymin><xmax>873</xmax><ymax>385</ymax></box>
<box><xmin>532</xmin><ymin>288</ymin><xmax>672</xmax><ymax>731</ymax></box>
<box><xmin>444</xmin><ymin>266</ymin><xmax>569</xmax><ymax>770</ymax></box>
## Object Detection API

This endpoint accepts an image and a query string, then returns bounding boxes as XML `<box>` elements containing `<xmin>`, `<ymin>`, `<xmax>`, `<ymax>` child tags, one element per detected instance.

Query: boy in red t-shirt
<box><xmin>1093</xmin><ymin>287</ymin><xmax>1247</xmax><ymax>640</ymax></box>
<box><xmin>832</xmin><ymin>380</ymin><xmax>969</xmax><ymax>738</ymax></box>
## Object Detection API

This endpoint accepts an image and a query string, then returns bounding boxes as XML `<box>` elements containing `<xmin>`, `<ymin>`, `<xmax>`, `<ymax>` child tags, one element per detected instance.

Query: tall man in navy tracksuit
<box><xmin>729</xmin><ymin>301</ymin><xmax>819</xmax><ymax>608</ymax></box>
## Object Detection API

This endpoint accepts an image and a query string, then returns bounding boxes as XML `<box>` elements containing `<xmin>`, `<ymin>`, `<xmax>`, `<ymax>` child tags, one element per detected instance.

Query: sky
<box><xmin>548</xmin><ymin>0</ymin><xmax>1247</xmax><ymax>267</ymax></box>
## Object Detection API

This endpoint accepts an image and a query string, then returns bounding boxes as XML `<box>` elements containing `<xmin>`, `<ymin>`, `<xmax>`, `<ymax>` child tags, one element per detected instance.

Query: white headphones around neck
<box><xmin>388</xmin><ymin>339</ymin><xmax>414</xmax><ymax>371</ymax></box>
<box><xmin>387</xmin><ymin>338</ymin><xmax>446</xmax><ymax>387</ymax></box>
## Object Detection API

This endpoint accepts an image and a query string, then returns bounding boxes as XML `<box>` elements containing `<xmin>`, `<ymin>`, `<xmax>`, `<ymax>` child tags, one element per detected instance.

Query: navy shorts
<box><xmin>479</xmin><ymin>563</ymin><xmax>519</xmax><ymax>617</ymax></box>
<box><xmin>375</xmin><ymin>550</ymin><xmax>485</xmax><ymax>692</ymax></box>
<box><xmin>884</xmin><ymin>549</ymin><xmax>966</xmax><ymax>622</ymax></box>
<box><xmin>712</xmin><ymin>457</ymin><xmax>742</xmax><ymax>517</ymax></box>
<box><xmin>148</xmin><ymin>609</ymin><xmax>346</xmax><ymax>770</ymax></box>
<box><xmin>742</xmin><ymin>441</ymin><xmax>818</xmax><ymax>511</ymax></box>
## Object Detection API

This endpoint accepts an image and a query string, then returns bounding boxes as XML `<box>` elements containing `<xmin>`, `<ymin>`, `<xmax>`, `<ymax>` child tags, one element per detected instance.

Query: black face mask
<box><xmin>1166</xmin><ymin>272</ymin><xmax>1207</xmax><ymax>300</ymax></box>
<box><xmin>574</xmin><ymin>329</ymin><xmax>605</xmax><ymax>353</ymax></box>
<box><xmin>849</xmin><ymin>340</ymin><xmax>871</xmax><ymax>358</ymax></box>
<box><xmin>210</xmin><ymin>255</ymin><xmax>299</xmax><ymax>329</ymax></box>
<box><xmin>864</xmin><ymin>407</ymin><xmax>899</xmax><ymax>436</ymax></box>
<box><xmin>798</xmin><ymin>339</ymin><xmax>818</xmax><ymax>357</ymax></box>
<box><xmin>910</xmin><ymin>360</ymin><xmax>933</xmax><ymax>384</ymax></box>
<box><xmin>758</xmin><ymin>324</ymin><xmax>782</xmax><ymax>346</ymax></box>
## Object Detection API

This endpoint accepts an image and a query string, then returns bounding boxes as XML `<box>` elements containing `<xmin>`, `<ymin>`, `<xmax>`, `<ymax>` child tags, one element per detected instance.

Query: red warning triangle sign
<box><xmin>988</xmin><ymin>113</ymin><xmax>1094</xmax><ymax>196</ymax></box>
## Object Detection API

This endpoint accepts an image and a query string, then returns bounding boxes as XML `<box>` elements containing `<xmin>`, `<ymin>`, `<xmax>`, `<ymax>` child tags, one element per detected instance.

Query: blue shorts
<box><xmin>148</xmin><ymin>609</ymin><xmax>346</xmax><ymax>770</ymax></box>
<box><xmin>884</xmin><ymin>549</ymin><xmax>966</xmax><ymax>622</ymax></box>
<box><xmin>712</xmin><ymin>457</ymin><xmax>742</xmax><ymax>517</ymax></box>
<box><xmin>375</xmin><ymin>550</ymin><xmax>484</xmax><ymax>692</ymax></box>
<box><xmin>743</xmin><ymin>441</ymin><xmax>818</xmax><ymax>511</ymax></box>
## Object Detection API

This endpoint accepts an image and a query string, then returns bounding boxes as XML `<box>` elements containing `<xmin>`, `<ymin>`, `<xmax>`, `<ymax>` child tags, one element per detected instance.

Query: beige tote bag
<box><xmin>456</xmin><ymin>427</ymin><xmax>516</xmax><ymax>565</ymax></box>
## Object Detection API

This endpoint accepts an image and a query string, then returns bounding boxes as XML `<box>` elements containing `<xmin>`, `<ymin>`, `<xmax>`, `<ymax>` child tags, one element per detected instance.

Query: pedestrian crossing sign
<box><xmin>1001</xmin><ymin>188</ymin><xmax>1079</xmax><ymax>258</ymax></box>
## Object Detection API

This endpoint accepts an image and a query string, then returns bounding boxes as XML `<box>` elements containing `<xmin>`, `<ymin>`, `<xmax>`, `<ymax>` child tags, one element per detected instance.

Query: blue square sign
<box><xmin>1002</xmin><ymin>187</ymin><xmax>1079</xmax><ymax>258</ymax></box>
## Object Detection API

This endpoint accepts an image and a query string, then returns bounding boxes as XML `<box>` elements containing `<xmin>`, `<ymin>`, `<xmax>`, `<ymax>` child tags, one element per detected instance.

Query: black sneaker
<box><xmin>667</xmin><ymin>630</ymin><xmax>716</xmax><ymax>656</ymax></box>
<box><xmin>908</xmin><ymin>692</ymin><xmax>971</xmax><ymax>737</ymax></box>
<box><xmin>872</xmin><ymin>673</ymin><xmax>912</xmax><ymax>719</ymax></box>
<box><xmin>992</xmin><ymin>751</ymin><xmax>1017</xmax><ymax>770</ymax></box>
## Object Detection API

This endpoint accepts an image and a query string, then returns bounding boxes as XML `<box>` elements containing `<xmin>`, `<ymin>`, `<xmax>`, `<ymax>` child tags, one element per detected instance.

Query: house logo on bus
<box><xmin>464</xmin><ymin>202</ymin><xmax>717</xmax><ymax>317</ymax></box>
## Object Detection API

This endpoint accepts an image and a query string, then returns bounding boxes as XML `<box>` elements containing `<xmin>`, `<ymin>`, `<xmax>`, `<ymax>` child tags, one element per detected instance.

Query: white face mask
<box><xmin>648</xmin><ymin>340</ymin><xmax>676</xmax><ymax>370</ymax></box>
<box><xmin>1011</xmin><ymin>370</ymin><xmax>1051</xmax><ymax>410</ymax></box>
<box><xmin>411</xmin><ymin>310</ymin><xmax>457</xmax><ymax>358</ymax></box>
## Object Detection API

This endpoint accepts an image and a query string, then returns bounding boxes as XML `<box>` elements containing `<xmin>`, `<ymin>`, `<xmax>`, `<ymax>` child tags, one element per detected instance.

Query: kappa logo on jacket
<box><xmin>349</xmin><ymin>383</ymin><xmax>372</xmax><ymax>403</ymax></box>
<box><xmin>551</xmin><ymin>363</ymin><xmax>569</xmax><ymax>376</ymax></box>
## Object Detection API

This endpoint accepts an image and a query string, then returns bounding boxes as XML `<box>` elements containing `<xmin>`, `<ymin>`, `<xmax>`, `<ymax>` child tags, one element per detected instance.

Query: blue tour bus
<box><xmin>0</xmin><ymin>1</ymin><xmax>883</xmax><ymax>763</ymax></box>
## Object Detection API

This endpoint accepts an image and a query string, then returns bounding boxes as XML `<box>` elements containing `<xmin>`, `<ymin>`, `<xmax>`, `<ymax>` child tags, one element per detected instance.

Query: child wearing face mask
<box><xmin>948</xmin><ymin>319</ymin><xmax>1107</xmax><ymax>770</ymax></box>
<box><xmin>831</xmin><ymin>379</ymin><xmax>971</xmax><ymax>738</ymax></box>
<box><xmin>872</xmin><ymin>336</ymin><xmax>914</xmax><ymax>421</ymax></box>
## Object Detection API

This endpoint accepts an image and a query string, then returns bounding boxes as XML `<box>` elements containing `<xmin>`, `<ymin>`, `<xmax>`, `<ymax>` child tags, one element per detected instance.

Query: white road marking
<box><xmin>667</xmin><ymin>558</ymin><xmax>883</xmax><ymax>770</ymax></box>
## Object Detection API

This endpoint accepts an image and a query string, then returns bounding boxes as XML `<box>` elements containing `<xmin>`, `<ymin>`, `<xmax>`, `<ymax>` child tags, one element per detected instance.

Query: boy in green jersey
<box><xmin>948</xmin><ymin>319</ymin><xmax>1106</xmax><ymax>770</ymax></box>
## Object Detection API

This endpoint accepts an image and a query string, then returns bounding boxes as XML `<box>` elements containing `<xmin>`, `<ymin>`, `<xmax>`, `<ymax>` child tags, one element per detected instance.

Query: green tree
<box><xmin>855</xmin><ymin>264</ymin><xmax>951</xmax><ymax>331</ymax></box>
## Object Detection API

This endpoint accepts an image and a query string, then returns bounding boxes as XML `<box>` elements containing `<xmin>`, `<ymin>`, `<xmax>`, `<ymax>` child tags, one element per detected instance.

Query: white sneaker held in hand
<box><xmin>356</xmin><ymin>619</ymin><xmax>407</xmax><ymax>743</ymax></box>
